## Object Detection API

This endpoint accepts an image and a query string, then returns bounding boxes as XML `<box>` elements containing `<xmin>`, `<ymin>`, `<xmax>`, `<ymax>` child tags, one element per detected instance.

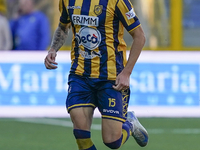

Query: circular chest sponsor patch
<box><xmin>75</xmin><ymin>27</ymin><xmax>101</xmax><ymax>50</ymax></box>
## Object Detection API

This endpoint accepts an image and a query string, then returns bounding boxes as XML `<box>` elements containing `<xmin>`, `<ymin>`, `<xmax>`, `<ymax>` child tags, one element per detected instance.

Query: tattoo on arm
<box><xmin>50</xmin><ymin>23</ymin><xmax>71</xmax><ymax>52</ymax></box>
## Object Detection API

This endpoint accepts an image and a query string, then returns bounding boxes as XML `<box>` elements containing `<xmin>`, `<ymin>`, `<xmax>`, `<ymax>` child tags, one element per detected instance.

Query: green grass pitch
<box><xmin>0</xmin><ymin>117</ymin><xmax>200</xmax><ymax>150</ymax></box>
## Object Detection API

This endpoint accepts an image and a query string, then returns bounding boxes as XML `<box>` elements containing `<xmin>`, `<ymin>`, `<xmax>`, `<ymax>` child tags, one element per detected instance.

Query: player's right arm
<box><xmin>44</xmin><ymin>23</ymin><xmax>71</xmax><ymax>70</ymax></box>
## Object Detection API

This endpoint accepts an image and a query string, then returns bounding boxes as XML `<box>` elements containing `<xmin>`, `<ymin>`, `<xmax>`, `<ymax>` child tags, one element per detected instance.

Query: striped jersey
<box><xmin>59</xmin><ymin>0</ymin><xmax>141</xmax><ymax>80</ymax></box>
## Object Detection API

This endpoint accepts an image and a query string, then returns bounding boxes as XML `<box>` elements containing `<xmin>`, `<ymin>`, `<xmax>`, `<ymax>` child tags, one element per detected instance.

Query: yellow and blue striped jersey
<box><xmin>59</xmin><ymin>0</ymin><xmax>141</xmax><ymax>80</ymax></box>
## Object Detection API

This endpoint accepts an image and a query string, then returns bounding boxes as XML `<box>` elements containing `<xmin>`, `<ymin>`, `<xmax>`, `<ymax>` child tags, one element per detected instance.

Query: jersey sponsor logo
<box><xmin>75</xmin><ymin>27</ymin><xmax>101</xmax><ymax>50</ymax></box>
<box><xmin>67</xmin><ymin>6</ymin><xmax>81</xmax><ymax>9</ymax></box>
<box><xmin>125</xmin><ymin>8</ymin><xmax>136</xmax><ymax>20</ymax></box>
<box><xmin>94</xmin><ymin>5</ymin><xmax>103</xmax><ymax>16</ymax></box>
<box><xmin>79</xmin><ymin>49</ymin><xmax>102</xmax><ymax>59</ymax></box>
<box><xmin>72</xmin><ymin>15</ymin><xmax>99</xmax><ymax>26</ymax></box>
<box><xmin>103</xmin><ymin>109</ymin><xmax>120</xmax><ymax>114</ymax></box>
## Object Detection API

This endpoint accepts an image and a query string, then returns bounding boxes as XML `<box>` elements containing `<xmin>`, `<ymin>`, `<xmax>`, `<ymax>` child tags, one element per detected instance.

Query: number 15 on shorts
<box><xmin>108</xmin><ymin>98</ymin><xmax>116</xmax><ymax>107</ymax></box>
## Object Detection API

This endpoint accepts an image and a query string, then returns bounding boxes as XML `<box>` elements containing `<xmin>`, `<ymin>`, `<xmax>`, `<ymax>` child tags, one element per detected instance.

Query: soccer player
<box><xmin>44</xmin><ymin>0</ymin><xmax>148</xmax><ymax>149</ymax></box>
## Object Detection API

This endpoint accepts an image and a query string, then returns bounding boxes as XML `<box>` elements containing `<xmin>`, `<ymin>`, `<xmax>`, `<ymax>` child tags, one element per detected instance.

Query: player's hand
<box><xmin>44</xmin><ymin>49</ymin><xmax>58</xmax><ymax>69</ymax></box>
<box><xmin>113</xmin><ymin>71</ymin><xmax>130</xmax><ymax>91</ymax></box>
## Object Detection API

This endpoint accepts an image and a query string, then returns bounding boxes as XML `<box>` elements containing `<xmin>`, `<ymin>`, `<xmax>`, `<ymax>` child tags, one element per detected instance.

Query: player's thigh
<box><xmin>97</xmin><ymin>83</ymin><xmax>126</xmax><ymax>123</ymax></box>
<box><xmin>70</xmin><ymin>107</ymin><xmax>94</xmax><ymax>130</ymax></box>
<box><xmin>102</xmin><ymin>118</ymin><xmax>123</xmax><ymax>143</ymax></box>
<box><xmin>66</xmin><ymin>74</ymin><xmax>96</xmax><ymax>112</ymax></box>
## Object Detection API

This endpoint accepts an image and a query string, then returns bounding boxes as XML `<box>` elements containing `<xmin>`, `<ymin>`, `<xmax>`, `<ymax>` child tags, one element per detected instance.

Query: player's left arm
<box><xmin>124</xmin><ymin>25</ymin><xmax>145</xmax><ymax>75</ymax></box>
<box><xmin>113</xmin><ymin>25</ymin><xmax>145</xmax><ymax>91</ymax></box>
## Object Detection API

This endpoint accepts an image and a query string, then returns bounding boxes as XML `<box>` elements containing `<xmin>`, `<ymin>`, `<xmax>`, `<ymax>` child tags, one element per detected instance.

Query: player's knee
<box><xmin>104</xmin><ymin>136</ymin><xmax>122</xmax><ymax>149</ymax></box>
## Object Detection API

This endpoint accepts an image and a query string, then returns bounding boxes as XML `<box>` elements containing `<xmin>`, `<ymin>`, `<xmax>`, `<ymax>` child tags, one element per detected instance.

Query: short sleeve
<box><xmin>115</xmin><ymin>0</ymin><xmax>140</xmax><ymax>32</ymax></box>
<box><xmin>59</xmin><ymin>0</ymin><xmax>71</xmax><ymax>24</ymax></box>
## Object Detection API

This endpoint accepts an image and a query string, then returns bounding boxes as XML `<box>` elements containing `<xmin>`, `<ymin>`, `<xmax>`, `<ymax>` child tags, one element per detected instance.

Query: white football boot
<box><xmin>127</xmin><ymin>111</ymin><xmax>149</xmax><ymax>147</ymax></box>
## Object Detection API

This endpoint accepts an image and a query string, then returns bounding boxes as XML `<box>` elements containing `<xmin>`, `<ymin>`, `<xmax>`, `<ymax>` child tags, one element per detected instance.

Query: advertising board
<box><xmin>0</xmin><ymin>51</ymin><xmax>199</xmax><ymax>117</ymax></box>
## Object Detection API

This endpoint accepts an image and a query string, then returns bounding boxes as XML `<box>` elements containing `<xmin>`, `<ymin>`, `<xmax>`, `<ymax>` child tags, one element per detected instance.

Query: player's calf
<box><xmin>103</xmin><ymin>121</ymin><xmax>132</xmax><ymax>149</ymax></box>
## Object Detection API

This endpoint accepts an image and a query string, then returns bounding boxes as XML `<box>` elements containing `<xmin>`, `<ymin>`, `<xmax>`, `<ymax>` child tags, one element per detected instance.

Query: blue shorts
<box><xmin>66</xmin><ymin>74</ymin><xmax>130</xmax><ymax>123</ymax></box>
